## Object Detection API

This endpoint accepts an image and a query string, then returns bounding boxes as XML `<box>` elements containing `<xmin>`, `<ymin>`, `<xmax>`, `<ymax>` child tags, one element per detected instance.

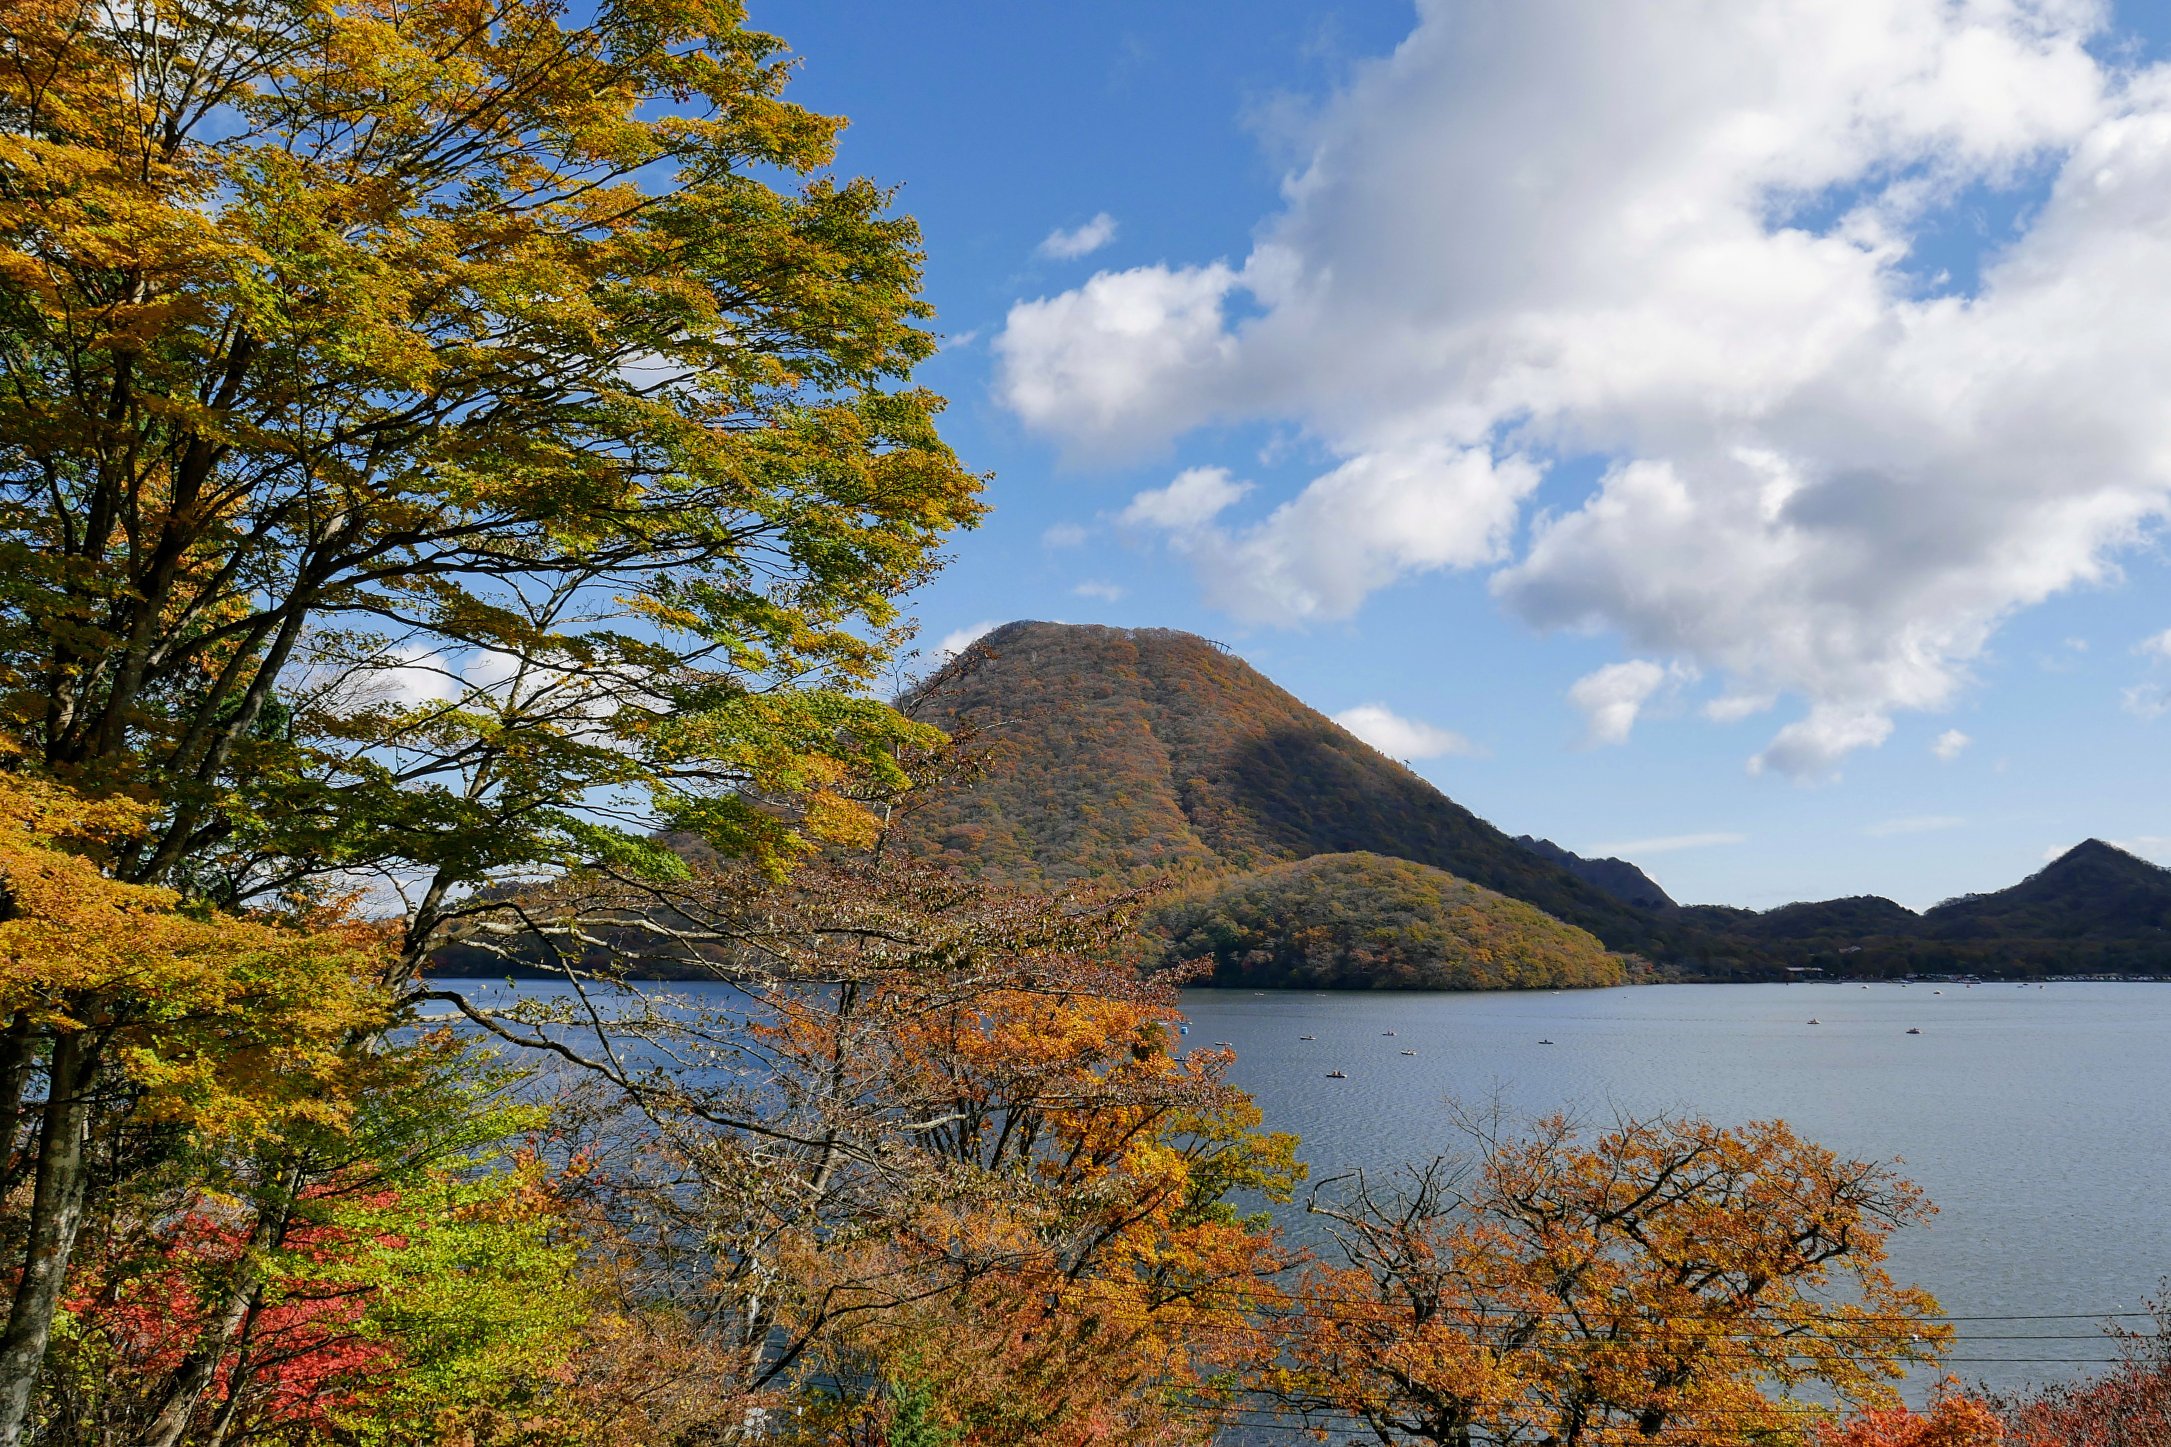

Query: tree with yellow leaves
<box><xmin>0</xmin><ymin>774</ymin><xmax>392</xmax><ymax>1443</ymax></box>
<box><xmin>0</xmin><ymin>0</ymin><xmax>981</xmax><ymax>947</ymax></box>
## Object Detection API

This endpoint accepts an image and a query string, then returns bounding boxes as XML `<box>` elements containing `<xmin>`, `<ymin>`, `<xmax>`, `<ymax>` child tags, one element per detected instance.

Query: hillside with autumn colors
<box><xmin>1154</xmin><ymin>852</ymin><xmax>1628</xmax><ymax>990</ymax></box>
<box><xmin>895</xmin><ymin>621</ymin><xmax>1677</xmax><ymax>984</ymax></box>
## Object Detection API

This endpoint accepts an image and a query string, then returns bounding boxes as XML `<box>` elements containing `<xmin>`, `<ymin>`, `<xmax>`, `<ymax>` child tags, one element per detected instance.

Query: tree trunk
<box><xmin>0</xmin><ymin>1031</ymin><xmax>99</xmax><ymax>1447</ymax></box>
<box><xmin>0</xmin><ymin>1013</ymin><xmax>38</xmax><ymax>1198</ymax></box>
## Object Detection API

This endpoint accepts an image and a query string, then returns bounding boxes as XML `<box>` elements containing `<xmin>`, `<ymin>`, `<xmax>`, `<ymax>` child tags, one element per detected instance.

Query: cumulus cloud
<box><xmin>2139</xmin><ymin>628</ymin><xmax>2171</xmax><ymax>659</ymax></box>
<box><xmin>1932</xmin><ymin>727</ymin><xmax>1972</xmax><ymax>760</ymax></box>
<box><xmin>999</xmin><ymin>263</ymin><xmax>1240</xmax><ymax>445</ymax></box>
<box><xmin>996</xmin><ymin>0</ymin><xmax>2171</xmax><ymax>775</ymax></box>
<box><xmin>1592</xmin><ymin>832</ymin><xmax>1748</xmax><ymax>856</ymax></box>
<box><xmin>1332</xmin><ymin>703</ymin><xmax>1481</xmax><ymax>759</ymax></box>
<box><xmin>1568</xmin><ymin>659</ymin><xmax>1686</xmax><ymax>746</ymax></box>
<box><xmin>1038</xmin><ymin>212</ymin><xmax>1119</xmax><ymax>260</ymax></box>
<box><xmin>936</xmin><ymin>620</ymin><xmax>1001</xmax><ymax>659</ymax></box>
<box><xmin>1121</xmin><ymin>448</ymin><xmax>1537</xmax><ymax>623</ymax></box>
<box><xmin>1042</xmin><ymin>521</ymin><xmax>1090</xmax><ymax>548</ymax></box>
<box><xmin>1750</xmin><ymin>706</ymin><xmax>1895</xmax><ymax>780</ymax></box>
<box><xmin>1073</xmin><ymin>580</ymin><xmax>1126</xmax><ymax>601</ymax></box>
<box><xmin>1121</xmin><ymin>466</ymin><xmax>1252</xmax><ymax>530</ymax></box>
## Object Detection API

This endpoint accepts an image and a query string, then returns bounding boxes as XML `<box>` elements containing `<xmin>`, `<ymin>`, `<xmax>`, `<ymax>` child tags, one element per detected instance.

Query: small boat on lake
<box><xmin>1382</xmin><ymin>1030</ymin><xmax>1397</xmax><ymax>1036</ymax></box>
<box><xmin>1399</xmin><ymin>1049</ymin><xmax>1416</xmax><ymax>1056</ymax></box>
<box><xmin>1906</xmin><ymin>1027</ymin><xmax>1922</xmax><ymax>1035</ymax></box>
<box><xmin>1298</xmin><ymin>1034</ymin><xmax>1317</xmax><ymax>1041</ymax></box>
<box><xmin>1537</xmin><ymin>1038</ymin><xmax>1555</xmax><ymax>1045</ymax></box>
<box><xmin>1325</xmin><ymin>1070</ymin><xmax>1347</xmax><ymax>1079</ymax></box>
<box><xmin>1807</xmin><ymin>1018</ymin><xmax>1820</xmax><ymax>1025</ymax></box>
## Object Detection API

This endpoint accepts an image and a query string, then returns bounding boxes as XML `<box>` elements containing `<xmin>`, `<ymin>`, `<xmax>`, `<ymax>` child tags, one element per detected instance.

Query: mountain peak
<box><xmin>903</xmin><ymin>619</ymin><xmax>1673</xmax><ymax>955</ymax></box>
<box><xmin>2046</xmin><ymin>837</ymin><xmax>2148</xmax><ymax>869</ymax></box>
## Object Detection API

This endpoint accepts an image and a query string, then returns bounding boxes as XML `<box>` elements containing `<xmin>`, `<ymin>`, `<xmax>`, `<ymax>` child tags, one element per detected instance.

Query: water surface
<box><xmin>1180</xmin><ymin>980</ymin><xmax>2171</xmax><ymax>1395</ymax></box>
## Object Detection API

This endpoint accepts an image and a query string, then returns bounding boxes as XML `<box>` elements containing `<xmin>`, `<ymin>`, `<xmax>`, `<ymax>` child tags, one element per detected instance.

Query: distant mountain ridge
<box><xmin>900</xmin><ymin>622</ymin><xmax>2171</xmax><ymax>980</ymax></box>
<box><xmin>1514</xmin><ymin>837</ymin><xmax>1675</xmax><ymax>911</ymax></box>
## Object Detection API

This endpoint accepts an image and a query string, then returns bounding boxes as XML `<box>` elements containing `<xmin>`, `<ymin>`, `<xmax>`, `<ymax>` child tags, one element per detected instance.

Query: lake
<box><xmin>1178</xmin><ymin>979</ymin><xmax>2171</xmax><ymax>1398</ymax></box>
<box><xmin>453</xmin><ymin>975</ymin><xmax>2168</xmax><ymax>1403</ymax></box>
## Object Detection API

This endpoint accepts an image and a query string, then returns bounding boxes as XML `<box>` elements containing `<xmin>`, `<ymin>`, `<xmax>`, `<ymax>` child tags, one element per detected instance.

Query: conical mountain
<box><xmin>1925</xmin><ymin>839</ymin><xmax>2171</xmax><ymax>942</ymax></box>
<box><xmin>900</xmin><ymin>621</ymin><xmax>1674</xmax><ymax>956</ymax></box>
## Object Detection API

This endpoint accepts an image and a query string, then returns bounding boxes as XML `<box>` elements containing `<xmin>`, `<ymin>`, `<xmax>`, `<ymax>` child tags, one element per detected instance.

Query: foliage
<box><xmin>0</xmin><ymin>0</ymin><xmax>981</xmax><ymax>929</ymax></box>
<box><xmin>0</xmin><ymin>771</ymin><xmax>584</xmax><ymax>1444</ymax></box>
<box><xmin>1155</xmin><ymin>850</ymin><xmax>1626</xmax><ymax>990</ymax></box>
<box><xmin>1817</xmin><ymin>1389</ymin><xmax>2006</xmax><ymax>1447</ymax></box>
<box><xmin>47</xmin><ymin>1092</ymin><xmax>583</xmax><ymax>1446</ymax></box>
<box><xmin>1273</xmin><ymin>1109</ymin><xmax>1950</xmax><ymax>1445</ymax></box>
<box><xmin>1985</xmin><ymin>1294</ymin><xmax>2171</xmax><ymax>1447</ymax></box>
<box><xmin>431</xmin><ymin>846</ymin><xmax>1301</xmax><ymax>1445</ymax></box>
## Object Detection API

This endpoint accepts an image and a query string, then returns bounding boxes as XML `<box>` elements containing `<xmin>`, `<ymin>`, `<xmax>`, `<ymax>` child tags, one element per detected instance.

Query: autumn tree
<box><xmin>429</xmin><ymin>837</ymin><xmax>1301</xmax><ymax>1445</ymax></box>
<box><xmin>1987</xmin><ymin>1295</ymin><xmax>2171</xmax><ymax>1447</ymax></box>
<box><xmin>0</xmin><ymin>773</ymin><xmax>403</xmax><ymax>1444</ymax></box>
<box><xmin>1273</xmin><ymin>1109</ymin><xmax>1950</xmax><ymax>1446</ymax></box>
<box><xmin>0</xmin><ymin>0</ymin><xmax>981</xmax><ymax>947</ymax></box>
<box><xmin>1818</xmin><ymin>1389</ymin><xmax>2006</xmax><ymax>1447</ymax></box>
<box><xmin>0</xmin><ymin>0</ymin><xmax>982</xmax><ymax>1432</ymax></box>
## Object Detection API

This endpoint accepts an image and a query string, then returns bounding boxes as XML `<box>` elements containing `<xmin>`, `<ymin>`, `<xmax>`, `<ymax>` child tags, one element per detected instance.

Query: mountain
<box><xmin>1154</xmin><ymin>852</ymin><xmax>1626</xmax><ymax>990</ymax></box>
<box><xmin>1514</xmin><ymin>836</ymin><xmax>1675</xmax><ymax>910</ymax></box>
<box><xmin>900</xmin><ymin>622</ymin><xmax>1680</xmax><ymax>960</ymax></box>
<box><xmin>892</xmin><ymin>621</ymin><xmax>2171</xmax><ymax>983</ymax></box>
<box><xmin>1680</xmin><ymin>842</ymin><xmax>2171</xmax><ymax>976</ymax></box>
<box><xmin>1924</xmin><ymin>839</ymin><xmax>2171</xmax><ymax>943</ymax></box>
<box><xmin>1676</xmin><ymin>895</ymin><xmax>1918</xmax><ymax>943</ymax></box>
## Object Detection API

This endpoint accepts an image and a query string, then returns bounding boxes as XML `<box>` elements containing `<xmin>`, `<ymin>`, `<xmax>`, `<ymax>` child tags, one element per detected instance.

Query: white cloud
<box><xmin>381</xmin><ymin>645</ymin><xmax>460</xmax><ymax>705</ymax></box>
<box><xmin>999</xmin><ymin>262</ymin><xmax>1240</xmax><ymax>447</ymax></box>
<box><xmin>1749</xmin><ymin>705</ymin><xmax>1895</xmax><ymax>780</ymax></box>
<box><xmin>1704</xmin><ymin>691</ymin><xmax>1777</xmax><ymax>723</ymax></box>
<box><xmin>2123</xmin><ymin>682</ymin><xmax>2171</xmax><ymax>719</ymax></box>
<box><xmin>1038</xmin><ymin>212</ymin><xmax>1119</xmax><ymax>260</ymax></box>
<box><xmin>996</xmin><ymin>0</ymin><xmax>2171</xmax><ymax>775</ymax></box>
<box><xmin>1932</xmin><ymin>727</ymin><xmax>1972</xmax><ymax>761</ymax></box>
<box><xmin>2138</xmin><ymin>628</ymin><xmax>2171</xmax><ymax>659</ymax></box>
<box><xmin>1042</xmin><ymin>521</ymin><xmax>1090</xmax><ymax>548</ymax></box>
<box><xmin>1121</xmin><ymin>466</ymin><xmax>1253</xmax><ymax>530</ymax></box>
<box><xmin>1332</xmin><ymin>703</ymin><xmax>1481</xmax><ymax>759</ymax></box>
<box><xmin>1865</xmin><ymin>814</ymin><xmax>1967</xmax><ymax>837</ymax></box>
<box><xmin>1567</xmin><ymin>659</ymin><xmax>1685</xmax><ymax>746</ymax></box>
<box><xmin>1122</xmin><ymin>448</ymin><xmax>1538</xmax><ymax>623</ymax></box>
<box><xmin>1592</xmin><ymin>832</ymin><xmax>1748</xmax><ymax>856</ymax></box>
<box><xmin>1073</xmin><ymin>580</ymin><xmax>1126</xmax><ymax>602</ymax></box>
<box><xmin>936</xmin><ymin>620</ymin><xmax>1001</xmax><ymax>660</ymax></box>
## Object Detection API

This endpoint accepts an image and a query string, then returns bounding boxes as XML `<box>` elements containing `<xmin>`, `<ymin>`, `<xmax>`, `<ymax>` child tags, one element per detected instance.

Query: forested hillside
<box><xmin>1155</xmin><ymin>852</ymin><xmax>1627</xmax><ymax>990</ymax></box>
<box><xmin>901</xmin><ymin>621</ymin><xmax>1678</xmax><ymax>958</ymax></box>
<box><xmin>900</xmin><ymin>624</ymin><xmax>2171</xmax><ymax>980</ymax></box>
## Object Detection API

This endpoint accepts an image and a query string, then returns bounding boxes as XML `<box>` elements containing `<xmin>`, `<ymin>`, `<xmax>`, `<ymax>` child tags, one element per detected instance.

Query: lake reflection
<box><xmin>1179</xmin><ymin>979</ymin><xmax>2171</xmax><ymax>1396</ymax></box>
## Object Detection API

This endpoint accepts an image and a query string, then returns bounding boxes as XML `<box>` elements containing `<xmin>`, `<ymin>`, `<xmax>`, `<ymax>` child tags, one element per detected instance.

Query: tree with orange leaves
<box><xmin>1273</xmin><ymin>1108</ymin><xmax>1950</xmax><ymax>1446</ymax></box>
<box><xmin>433</xmin><ymin>838</ymin><xmax>1302</xmax><ymax>1446</ymax></box>
<box><xmin>1819</xmin><ymin>1385</ymin><xmax>2006</xmax><ymax>1447</ymax></box>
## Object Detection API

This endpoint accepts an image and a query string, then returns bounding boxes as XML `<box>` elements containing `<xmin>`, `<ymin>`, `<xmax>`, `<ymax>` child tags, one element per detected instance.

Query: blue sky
<box><xmin>755</xmin><ymin>1</ymin><xmax>2171</xmax><ymax>911</ymax></box>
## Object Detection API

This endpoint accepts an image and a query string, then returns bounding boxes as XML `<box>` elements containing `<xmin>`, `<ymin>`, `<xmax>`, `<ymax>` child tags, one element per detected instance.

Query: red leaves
<box><xmin>66</xmin><ymin>1203</ymin><xmax>397</xmax><ymax>1432</ymax></box>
